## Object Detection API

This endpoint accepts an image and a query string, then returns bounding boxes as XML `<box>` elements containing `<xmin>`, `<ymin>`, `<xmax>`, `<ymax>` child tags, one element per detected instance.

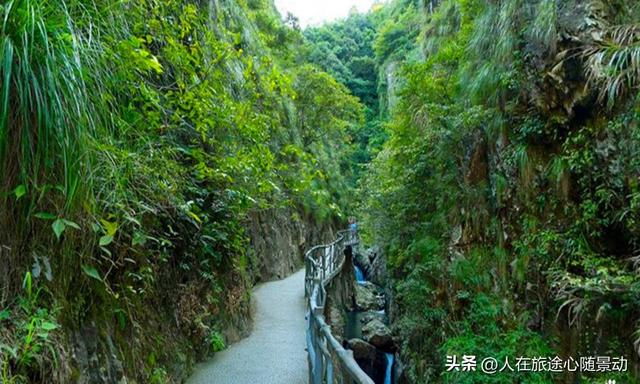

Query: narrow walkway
<box><xmin>187</xmin><ymin>269</ymin><xmax>307</xmax><ymax>384</ymax></box>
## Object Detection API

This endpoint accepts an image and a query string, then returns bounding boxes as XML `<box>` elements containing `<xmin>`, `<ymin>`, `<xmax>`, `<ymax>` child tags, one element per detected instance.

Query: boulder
<box><xmin>347</xmin><ymin>338</ymin><xmax>376</xmax><ymax>361</ymax></box>
<box><xmin>361</xmin><ymin>311</ymin><xmax>386</xmax><ymax>325</ymax></box>
<box><xmin>362</xmin><ymin>319</ymin><xmax>395</xmax><ymax>351</ymax></box>
<box><xmin>355</xmin><ymin>282</ymin><xmax>384</xmax><ymax>311</ymax></box>
<box><xmin>346</xmin><ymin>338</ymin><xmax>387</xmax><ymax>382</ymax></box>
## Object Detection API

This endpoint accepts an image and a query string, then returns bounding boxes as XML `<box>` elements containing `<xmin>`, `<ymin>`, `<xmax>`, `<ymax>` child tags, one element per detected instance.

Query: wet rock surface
<box><xmin>358</xmin><ymin>246</ymin><xmax>387</xmax><ymax>287</ymax></box>
<box><xmin>355</xmin><ymin>282</ymin><xmax>385</xmax><ymax>311</ymax></box>
<box><xmin>347</xmin><ymin>339</ymin><xmax>391</xmax><ymax>384</ymax></box>
<box><xmin>362</xmin><ymin>319</ymin><xmax>395</xmax><ymax>352</ymax></box>
<box><xmin>327</xmin><ymin>305</ymin><xmax>346</xmax><ymax>339</ymax></box>
<box><xmin>348</xmin><ymin>338</ymin><xmax>377</xmax><ymax>360</ymax></box>
<box><xmin>71</xmin><ymin>323</ymin><xmax>126</xmax><ymax>384</ymax></box>
<box><xmin>247</xmin><ymin>208</ymin><xmax>337</xmax><ymax>282</ymax></box>
<box><xmin>343</xmin><ymin>246</ymin><xmax>403</xmax><ymax>383</ymax></box>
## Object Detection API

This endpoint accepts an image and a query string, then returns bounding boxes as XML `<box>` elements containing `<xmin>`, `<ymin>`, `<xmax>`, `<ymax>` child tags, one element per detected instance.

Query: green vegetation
<box><xmin>303</xmin><ymin>12</ymin><xmax>387</xmax><ymax>180</ymax></box>
<box><xmin>0</xmin><ymin>0</ymin><xmax>361</xmax><ymax>382</ymax></box>
<box><xmin>3</xmin><ymin>0</ymin><xmax>640</xmax><ymax>382</ymax></box>
<box><xmin>356</xmin><ymin>0</ymin><xmax>640</xmax><ymax>382</ymax></box>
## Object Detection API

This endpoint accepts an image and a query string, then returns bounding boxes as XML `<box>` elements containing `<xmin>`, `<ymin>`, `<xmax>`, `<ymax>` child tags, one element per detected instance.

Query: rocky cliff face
<box><xmin>247</xmin><ymin>208</ymin><xmax>337</xmax><ymax>282</ymax></box>
<box><xmin>363</xmin><ymin>1</ymin><xmax>640</xmax><ymax>382</ymax></box>
<box><xmin>64</xmin><ymin>207</ymin><xmax>337</xmax><ymax>384</ymax></box>
<box><xmin>324</xmin><ymin>244</ymin><xmax>358</xmax><ymax>339</ymax></box>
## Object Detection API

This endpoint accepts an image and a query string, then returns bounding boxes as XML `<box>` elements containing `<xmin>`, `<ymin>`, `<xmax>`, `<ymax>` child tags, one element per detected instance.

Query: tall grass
<box><xmin>528</xmin><ymin>0</ymin><xmax>558</xmax><ymax>54</ymax></box>
<box><xmin>0</xmin><ymin>0</ymin><xmax>94</xmax><ymax>211</ymax></box>
<box><xmin>0</xmin><ymin>0</ymin><xmax>100</xmax><ymax>305</ymax></box>
<box><xmin>462</xmin><ymin>0</ymin><xmax>526</xmax><ymax>106</ymax></box>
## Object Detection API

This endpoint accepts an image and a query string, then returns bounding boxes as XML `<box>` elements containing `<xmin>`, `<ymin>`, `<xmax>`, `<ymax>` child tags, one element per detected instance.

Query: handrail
<box><xmin>305</xmin><ymin>229</ymin><xmax>374</xmax><ymax>384</ymax></box>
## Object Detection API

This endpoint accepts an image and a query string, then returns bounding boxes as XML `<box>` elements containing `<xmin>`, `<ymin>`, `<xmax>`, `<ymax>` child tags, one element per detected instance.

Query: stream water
<box><xmin>354</xmin><ymin>265</ymin><xmax>366</xmax><ymax>285</ymax></box>
<box><xmin>384</xmin><ymin>353</ymin><xmax>394</xmax><ymax>384</ymax></box>
<box><xmin>351</xmin><ymin>264</ymin><xmax>394</xmax><ymax>384</ymax></box>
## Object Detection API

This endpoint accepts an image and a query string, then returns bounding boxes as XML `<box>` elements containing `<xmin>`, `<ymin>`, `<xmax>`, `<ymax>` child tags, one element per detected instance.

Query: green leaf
<box><xmin>132</xmin><ymin>231</ymin><xmax>147</xmax><ymax>246</ymax></box>
<box><xmin>99</xmin><ymin>235</ymin><xmax>114</xmax><ymax>246</ymax></box>
<box><xmin>187</xmin><ymin>210</ymin><xmax>202</xmax><ymax>224</ymax></box>
<box><xmin>40</xmin><ymin>321</ymin><xmax>58</xmax><ymax>331</ymax></box>
<box><xmin>0</xmin><ymin>309</ymin><xmax>10</xmax><ymax>321</ymax></box>
<box><xmin>148</xmin><ymin>55</ymin><xmax>163</xmax><ymax>74</ymax></box>
<box><xmin>114</xmin><ymin>309</ymin><xmax>126</xmax><ymax>330</ymax></box>
<box><xmin>13</xmin><ymin>185</ymin><xmax>26</xmax><ymax>199</ymax></box>
<box><xmin>81</xmin><ymin>265</ymin><xmax>102</xmax><ymax>281</ymax></box>
<box><xmin>34</xmin><ymin>212</ymin><xmax>57</xmax><ymax>220</ymax></box>
<box><xmin>63</xmin><ymin>219</ymin><xmax>81</xmax><ymax>230</ymax></box>
<box><xmin>52</xmin><ymin>219</ymin><xmax>66</xmax><ymax>240</ymax></box>
<box><xmin>100</xmin><ymin>219</ymin><xmax>119</xmax><ymax>237</ymax></box>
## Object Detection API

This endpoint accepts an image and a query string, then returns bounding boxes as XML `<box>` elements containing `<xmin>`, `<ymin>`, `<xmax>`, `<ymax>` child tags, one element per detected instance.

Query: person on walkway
<box><xmin>348</xmin><ymin>217</ymin><xmax>357</xmax><ymax>241</ymax></box>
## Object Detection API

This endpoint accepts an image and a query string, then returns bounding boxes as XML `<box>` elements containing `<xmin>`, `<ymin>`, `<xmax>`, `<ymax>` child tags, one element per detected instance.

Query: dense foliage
<box><xmin>303</xmin><ymin>12</ymin><xmax>387</xmax><ymax>180</ymax></box>
<box><xmin>304</xmin><ymin>14</ymin><xmax>378</xmax><ymax>110</ymax></box>
<box><xmin>3</xmin><ymin>0</ymin><xmax>640</xmax><ymax>383</ymax></box>
<box><xmin>0</xmin><ymin>0</ymin><xmax>361</xmax><ymax>382</ymax></box>
<box><xmin>359</xmin><ymin>0</ymin><xmax>640</xmax><ymax>383</ymax></box>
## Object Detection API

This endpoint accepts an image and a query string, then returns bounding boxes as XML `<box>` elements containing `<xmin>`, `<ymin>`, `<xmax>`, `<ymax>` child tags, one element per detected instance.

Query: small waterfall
<box><xmin>384</xmin><ymin>353</ymin><xmax>394</xmax><ymax>384</ymax></box>
<box><xmin>354</xmin><ymin>265</ymin><xmax>366</xmax><ymax>284</ymax></box>
<box><xmin>350</xmin><ymin>255</ymin><xmax>397</xmax><ymax>384</ymax></box>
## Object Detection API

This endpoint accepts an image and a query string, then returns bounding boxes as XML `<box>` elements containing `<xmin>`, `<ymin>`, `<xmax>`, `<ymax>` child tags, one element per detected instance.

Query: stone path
<box><xmin>187</xmin><ymin>268</ymin><xmax>308</xmax><ymax>384</ymax></box>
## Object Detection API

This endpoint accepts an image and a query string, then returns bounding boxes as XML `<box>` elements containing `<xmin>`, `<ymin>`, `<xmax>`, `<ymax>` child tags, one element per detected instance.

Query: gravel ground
<box><xmin>187</xmin><ymin>268</ymin><xmax>308</xmax><ymax>384</ymax></box>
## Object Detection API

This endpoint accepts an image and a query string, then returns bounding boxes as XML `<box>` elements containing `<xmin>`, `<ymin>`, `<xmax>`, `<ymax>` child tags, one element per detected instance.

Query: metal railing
<box><xmin>305</xmin><ymin>230</ymin><xmax>374</xmax><ymax>384</ymax></box>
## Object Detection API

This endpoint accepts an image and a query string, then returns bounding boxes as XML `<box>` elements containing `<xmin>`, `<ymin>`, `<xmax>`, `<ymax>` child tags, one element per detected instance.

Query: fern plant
<box><xmin>583</xmin><ymin>23</ymin><xmax>640</xmax><ymax>108</ymax></box>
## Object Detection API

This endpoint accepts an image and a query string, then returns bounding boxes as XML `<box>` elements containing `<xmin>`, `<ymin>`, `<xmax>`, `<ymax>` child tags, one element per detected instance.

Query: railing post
<box><xmin>330</xmin><ymin>251</ymin><xmax>334</xmax><ymax>274</ymax></box>
<box><xmin>331</xmin><ymin>245</ymin><xmax>336</xmax><ymax>274</ymax></box>
<box><xmin>313</xmin><ymin>306</ymin><xmax>324</xmax><ymax>384</ymax></box>
<box><xmin>322</xmin><ymin>248</ymin><xmax>327</xmax><ymax>282</ymax></box>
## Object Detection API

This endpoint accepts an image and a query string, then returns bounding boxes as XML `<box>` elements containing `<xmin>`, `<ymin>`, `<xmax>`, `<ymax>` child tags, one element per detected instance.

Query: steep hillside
<box><xmin>360</xmin><ymin>0</ymin><xmax>640</xmax><ymax>383</ymax></box>
<box><xmin>0</xmin><ymin>0</ymin><xmax>361</xmax><ymax>382</ymax></box>
<box><xmin>303</xmin><ymin>13</ymin><xmax>387</xmax><ymax>181</ymax></box>
<box><xmin>5</xmin><ymin>0</ymin><xmax>639</xmax><ymax>383</ymax></box>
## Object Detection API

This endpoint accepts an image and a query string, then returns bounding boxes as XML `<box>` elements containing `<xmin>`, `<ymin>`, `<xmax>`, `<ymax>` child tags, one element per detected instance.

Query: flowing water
<box><xmin>351</xmin><ymin>263</ymin><xmax>394</xmax><ymax>384</ymax></box>
<box><xmin>354</xmin><ymin>265</ymin><xmax>366</xmax><ymax>284</ymax></box>
<box><xmin>384</xmin><ymin>353</ymin><xmax>394</xmax><ymax>384</ymax></box>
